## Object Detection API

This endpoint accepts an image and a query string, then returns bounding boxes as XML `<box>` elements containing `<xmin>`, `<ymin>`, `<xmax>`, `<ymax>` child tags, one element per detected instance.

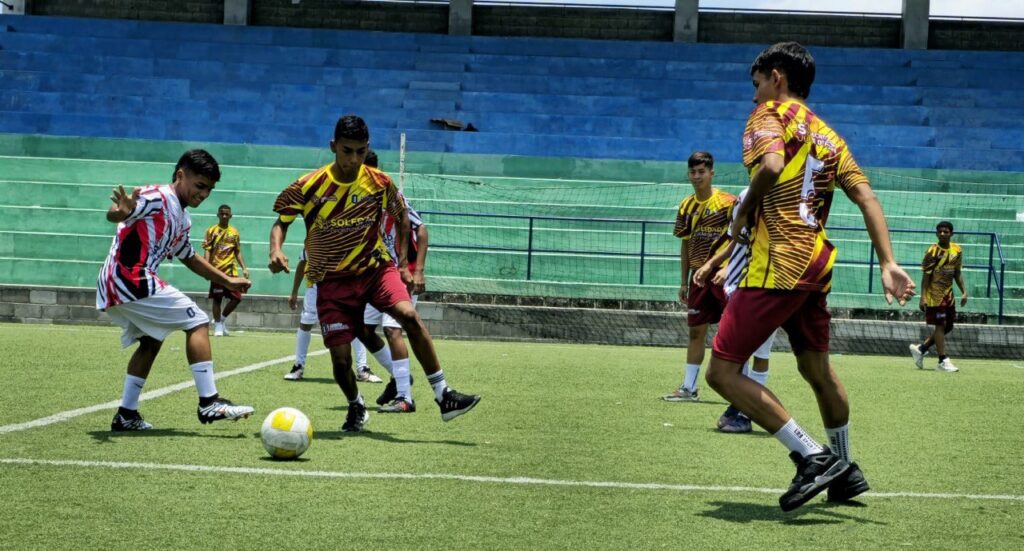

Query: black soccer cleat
<box><xmin>436</xmin><ymin>388</ymin><xmax>481</xmax><ymax>422</ymax></box>
<box><xmin>376</xmin><ymin>375</ymin><xmax>413</xmax><ymax>406</ymax></box>
<box><xmin>111</xmin><ymin>408</ymin><xmax>153</xmax><ymax>431</ymax></box>
<box><xmin>197</xmin><ymin>396</ymin><xmax>254</xmax><ymax>424</ymax></box>
<box><xmin>342</xmin><ymin>401</ymin><xmax>370</xmax><ymax>433</ymax></box>
<box><xmin>827</xmin><ymin>462</ymin><xmax>870</xmax><ymax>503</ymax></box>
<box><xmin>779</xmin><ymin>447</ymin><xmax>850</xmax><ymax>512</ymax></box>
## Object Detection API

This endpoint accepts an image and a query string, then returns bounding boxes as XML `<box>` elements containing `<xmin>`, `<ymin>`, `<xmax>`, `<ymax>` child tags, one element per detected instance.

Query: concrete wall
<box><xmin>31</xmin><ymin>0</ymin><xmax>222</xmax><ymax>23</ymax></box>
<box><xmin>252</xmin><ymin>0</ymin><xmax>447</xmax><ymax>34</ymax></box>
<box><xmin>473</xmin><ymin>6</ymin><xmax>674</xmax><ymax>42</ymax></box>
<box><xmin>930</xmin><ymin>19</ymin><xmax>1024</xmax><ymax>51</ymax></box>
<box><xmin>699</xmin><ymin>12</ymin><xmax>902</xmax><ymax>48</ymax></box>
<box><xmin>3</xmin><ymin>285</ymin><xmax>1021</xmax><ymax>360</ymax></box>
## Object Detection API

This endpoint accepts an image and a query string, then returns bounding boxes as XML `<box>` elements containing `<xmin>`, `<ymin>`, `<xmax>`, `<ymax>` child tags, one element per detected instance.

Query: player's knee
<box><xmin>329</xmin><ymin>346</ymin><xmax>353</xmax><ymax>369</ymax></box>
<box><xmin>138</xmin><ymin>336</ymin><xmax>163</xmax><ymax>355</ymax></box>
<box><xmin>393</xmin><ymin>308</ymin><xmax>423</xmax><ymax>332</ymax></box>
<box><xmin>705</xmin><ymin>363</ymin><xmax>727</xmax><ymax>392</ymax></box>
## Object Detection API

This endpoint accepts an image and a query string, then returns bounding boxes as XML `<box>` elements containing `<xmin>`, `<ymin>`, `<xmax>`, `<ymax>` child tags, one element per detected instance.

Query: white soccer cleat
<box><xmin>936</xmin><ymin>358</ymin><xmax>959</xmax><ymax>373</ymax></box>
<box><xmin>284</xmin><ymin>364</ymin><xmax>304</xmax><ymax>381</ymax></box>
<box><xmin>222</xmin><ymin>322</ymin><xmax>230</xmax><ymax>336</ymax></box>
<box><xmin>909</xmin><ymin>343</ymin><xmax>926</xmax><ymax>369</ymax></box>
<box><xmin>213</xmin><ymin>322</ymin><xmax>224</xmax><ymax>337</ymax></box>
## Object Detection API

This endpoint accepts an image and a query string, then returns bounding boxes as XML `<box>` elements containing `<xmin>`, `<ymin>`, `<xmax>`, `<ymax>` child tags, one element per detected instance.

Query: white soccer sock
<box><xmin>427</xmin><ymin>370</ymin><xmax>448</xmax><ymax>402</ymax></box>
<box><xmin>683</xmin><ymin>363</ymin><xmax>701</xmax><ymax>392</ymax></box>
<box><xmin>826</xmin><ymin>424</ymin><xmax>852</xmax><ymax>463</ymax></box>
<box><xmin>190</xmin><ymin>361</ymin><xmax>217</xmax><ymax>399</ymax></box>
<box><xmin>294</xmin><ymin>328</ymin><xmax>312</xmax><ymax>367</ymax></box>
<box><xmin>774</xmin><ymin>418</ymin><xmax>825</xmax><ymax>457</ymax></box>
<box><xmin>371</xmin><ymin>346</ymin><xmax>395</xmax><ymax>376</ymax></box>
<box><xmin>353</xmin><ymin>338</ymin><xmax>368</xmax><ymax>368</ymax></box>
<box><xmin>747</xmin><ymin>369</ymin><xmax>770</xmax><ymax>387</ymax></box>
<box><xmin>392</xmin><ymin>358</ymin><xmax>412</xmax><ymax>400</ymax></box>
<box><xmin>120</xmin><ymin>374</ymin><xmax>146</xmax><ymax>411</ymax></box>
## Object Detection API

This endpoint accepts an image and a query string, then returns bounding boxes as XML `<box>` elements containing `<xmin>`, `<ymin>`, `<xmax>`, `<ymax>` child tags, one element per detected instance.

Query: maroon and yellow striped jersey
<box><xmin>273</xmin><ymin>163</ymin><xmax>406</xmax><ymax>283</ymax></box>
<box><xmin>674</xmin><ymin>189</ymin><xmax>736</xmax><ymax>270</ymax></box>
<box><xmin>922</xmin><ymin>242</ymin><xmax>962</xmax><ymax>307</ymax></box>
<box><xmin>202</xmin><ymin>224</ymin><xmax>241</xmax><ymax>276</ymax></box>
<box><xmin>740</xmin><ymin>100</ymin><xmax>869</xmax><ymax>292</ymax></box>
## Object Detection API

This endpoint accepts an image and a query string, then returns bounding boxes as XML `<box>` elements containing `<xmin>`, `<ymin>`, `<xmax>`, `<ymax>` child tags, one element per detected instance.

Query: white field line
<box><xmin>1</xmin><ymin>458</ymin><xmax>1022</xmax><ymax>503</ymax></box>
<box><xmin>0</xmin><ymin>350</ymin><xmax>328</xmax><ymax>434</ymax></box>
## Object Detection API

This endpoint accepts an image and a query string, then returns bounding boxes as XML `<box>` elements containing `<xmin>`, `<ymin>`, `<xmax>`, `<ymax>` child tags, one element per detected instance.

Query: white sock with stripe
<box><xmin>826</xmin><ymin>424</ymin><xmax>852</xmax><ymax>463</ymax></box>
<box><xmin>120</xmin><ymin>374</ymin><xmax>146</xmax><ymax>411</ymax></box>
<box><xmin>371</xmin><ymin>346</ymin><xmax>395</xmax><ymax>376</ymax></box>
<box><xmin>683</xmin><ymin>363</ymin><xmax>701</xmax><ymax>392</ymax></box>
<box><xmin>294</xmin><ymin>328</ymin><xmax>311</xmax><ymax>367</ymax></box>
<box><xmin>774</xmin><ymin>418</ymin><xmax>825</xmax><ymax>457</ymax></box>
<box><xmin>190</xmin><ymin>361</ymin><xmax>217</xmax><ymax>399</ymax></box>
<box><xmin>392</xmin><ymin>358</ymin><xmax>411</xmax><ymax>400</ymax></box>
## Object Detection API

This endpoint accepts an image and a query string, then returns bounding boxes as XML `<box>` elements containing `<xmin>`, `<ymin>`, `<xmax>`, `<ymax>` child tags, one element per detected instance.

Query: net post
<box><xmin>526</xmin><ymin>217</ymin><xmax>534</xmax><ymax>281</ymax></box>
<box><xmin>639</xmin><ymin>221</ymin><xmax>647</xmax><ymax>285</ymax></box>
<box><xmin>399</xmin><ymin>132</ymin><xmax>406</xmax><ymax>193</ymax></box>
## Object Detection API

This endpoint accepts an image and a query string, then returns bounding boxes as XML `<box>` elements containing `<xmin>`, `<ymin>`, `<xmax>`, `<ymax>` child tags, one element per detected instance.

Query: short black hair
<box><xmin>936</xmin><ymin>221</ymin><xmax>954</xmax><ymax>233</ymax></box>
<box><xmin>364</xmin><ymin>149</ymin><xmax>379</xmax><ymax>168</ymax></box>
<box><xmin>334</xmin><ymin>115</ymin><xmax>370</xmax><ymax>142</ymax></box>
<box><xmin>174</xmin><ymin>149</ymin><xmax>221</xmax><ymax>182</ymax></box>
<box><xmin>688</xmin><ymin>151</ymin><xmax>714</xmax><ymax>169</ymax></box>
<box><xmin>750</xmin><ymin>41</ymin><xmax>816</xmax><ymax>99</ymax></box>
<box><xmin>218</xmin><ymin>204</ymin><xmax>231</xmax><ymax>212</ymax></box>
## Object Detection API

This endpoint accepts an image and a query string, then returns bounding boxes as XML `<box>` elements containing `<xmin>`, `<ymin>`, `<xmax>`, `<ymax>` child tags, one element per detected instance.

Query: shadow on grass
<box><xmin>698</xmin><ymin>499</ymin><xmax>883</xmax><ymax>526</ymax></box>
<box><xmin>702</xmin><ymin>428</ymin><xmax>773</xmax><ymax>439</ymax></box>
<box><xmin>88</xmin><ymin>429</ymin><xmax>250</xmax><ymax>443</ymax></box>
<box><xmin>312</xmin><ymin>429</ymin><xmax>477</xmax><ymax>447</ymax></box>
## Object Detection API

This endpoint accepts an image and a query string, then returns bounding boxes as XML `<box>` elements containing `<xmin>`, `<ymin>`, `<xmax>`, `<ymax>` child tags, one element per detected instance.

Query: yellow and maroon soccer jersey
<box><xmin>273</xmin><ymin>163</ymin><xmax>406</xmax><ymax>283</ymax></box>
<box><xmin>674</xmin><ymin>189</ymin><xmax>736</xmax><ymax>270</ymax></box>
<box><xmin>202</xmin><ymin>224</ymin><xmax>241</xmax><ymax>276</ymax></box>
<box><xmin>922</xmin><ymin>242</ymin><xmax>963</xmax><ymax>307</ymax></box>
<box><xmin>740</xmin><ymin>99</ymin><xmax>869</xmax><ymax>292</ymax></box>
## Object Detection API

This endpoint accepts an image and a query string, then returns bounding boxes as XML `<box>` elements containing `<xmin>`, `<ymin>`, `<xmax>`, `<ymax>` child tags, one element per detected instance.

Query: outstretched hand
<box><xmin>225</xmin><ymin>276</ymin><xmax>251</xmax><ymax>293</ymax></box>
<box><xmin>881</xmin><ymin>263</ymin><xmax>915</xmax><ymax>306</ymax></box>
<box><xmin>268</xmin><ymin>250</ymin><xmax>290</xmax><ymax>274</ymax></box>
<box><xmin>110</xmin><ymin>185</ymin><xmax>140</xmax><ymax>218</ymax></box>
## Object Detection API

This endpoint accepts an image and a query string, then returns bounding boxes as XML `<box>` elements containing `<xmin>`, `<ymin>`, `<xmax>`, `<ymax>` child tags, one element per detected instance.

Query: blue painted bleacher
<box><xmin>1</xmin><ymin>15</ymin><xmax>1024</xmax><ymax>170</ymax></box>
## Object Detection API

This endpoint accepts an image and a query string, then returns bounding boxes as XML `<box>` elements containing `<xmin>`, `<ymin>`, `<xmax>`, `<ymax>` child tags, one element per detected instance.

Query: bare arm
<box><xmin>395</xmin><ymin>210</ymin><xmax>414</xmax><ymax>288</ymax></box>
<box><xmin>289</xmin><ymin>259</ymin><xmax>307</xmax><ymax>310</ymax></box>
<box><xmin>730</xmin><ymin>154</ymin><xmax>783</xmax><ymax>244</ymax></box>
<box><xmin>919</xmin><ymin>272</ymin><xmax>932</xmax><ymax>312</ymax></box>
<box><xmin>235</xmin><ymin>239</ymin><xmax>249</xmax><ymax>278</ymax></box>
<box><xmin>678</xmin><ymin>239</ymin><xmax>690</xmax><ymax>303</ymax></box>
<box><xmin>955</xmin><ymin>268</ymin><xmax>968</xmax><ymax>306</ymax></box>
<box><xmin>182</xmin><ymin>254</ymin><xmax>250</xmax><ymax>291</ymax></box>
<box><xmin>268</xmin><ymin>219</ymin><xmax>291</xmax><ymax>274</ymax></box>
<box><xmin>413</xmin><ymin>224</ymin><xmax>429</xmax><ymax>295</ymax></box>
<box><xmin>693</xmin><ymin>239</ymin><xmax>736</xmax><ymax>287</ymax></box>
<box><xmin>846</xmin><ymin>183</ymin><xmax>915</xmax><ymax>305</ymax></box>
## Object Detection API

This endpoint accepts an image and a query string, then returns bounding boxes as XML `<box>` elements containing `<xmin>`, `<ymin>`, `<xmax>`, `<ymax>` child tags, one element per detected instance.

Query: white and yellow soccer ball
<box><xmin>261</xmin><ymin>407</ymin><xmax>313</xmax><ymax>460</ymax></box>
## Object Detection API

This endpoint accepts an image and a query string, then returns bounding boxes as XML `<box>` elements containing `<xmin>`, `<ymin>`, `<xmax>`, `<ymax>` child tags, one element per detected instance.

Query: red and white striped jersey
<box><xmin>96</xmin><ymin>185</ymin><xmax>196</xmax><ymax>310</ymax></box>
<box><xmin>381</xmin><ymin>194</ymin><xmax>423</xmax><ymax>274</ymax></box>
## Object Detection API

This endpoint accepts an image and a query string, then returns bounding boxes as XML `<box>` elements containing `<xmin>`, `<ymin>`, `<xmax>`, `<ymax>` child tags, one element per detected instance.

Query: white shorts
<box><xmin>363</xmin><ymin>295</ymin><xmax>417</xmax><ymax>330</ymax></box>
<box><xmin>300</xmin><ymin>285</ymin><xmax>319</xmax><ymax>326</ymax></box>
<box><xmin>753</xmin><ymin>329</ymin><xmax>777</xmax><ymax>360</ymax></box>
<box><xmin>105</xmin><ymin>285</ymin><xmax>210</xmax><ymax>348</ymax></box>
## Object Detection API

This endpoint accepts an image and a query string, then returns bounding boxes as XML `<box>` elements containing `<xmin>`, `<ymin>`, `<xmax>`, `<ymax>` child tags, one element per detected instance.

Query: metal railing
<box><xmin>421</xmin><ymin>211</ymin><xmax>1009</xmax><ymax>323</ymax></box>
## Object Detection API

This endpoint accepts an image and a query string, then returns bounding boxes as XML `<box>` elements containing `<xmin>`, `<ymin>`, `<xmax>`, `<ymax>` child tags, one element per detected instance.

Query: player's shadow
<box><xmin>312</xmin><ymin>429</ymin><xmax>477</xmax><ymax>447</ymax></box>
<box><xmin>88</xmin><ymin>429</ymin><xmax>250</xmax><ymax>443</ymax></box>
<box><xmin>697</xmin><ymin>500</ymin><xmax>883</xmax><ymax>526</ymax></box>
<box><xmin>703</xmin><ymin>428</ymin><xmax>772</xmax><ymax>439</ymax></box>
<box><xmin>290</xmin><ymin>377</ymin><xmax>339</xmax><ymax>385</ymax></box>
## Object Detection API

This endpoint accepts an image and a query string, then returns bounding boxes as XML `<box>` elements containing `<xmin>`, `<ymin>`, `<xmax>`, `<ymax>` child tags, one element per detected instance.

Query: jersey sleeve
<box><xmin>383</xmin><ymin>179</ymin><xmax>407</xmax><ymax>223</ymax></box>
<box><xmin>273</xmin><ymin>179</ymin><xmax>307</xmax><ymax>224</ymax></box>
<box><xmin>836</xmin><ymin>147</ymin><xmax>869</xmax><ymax>193</ymax></box>
<box><xmin>673</xmin><ymin>200</ymin><xmax>691</xmax><ymax>239</ymax></box>
<box><xmin>921</xmin><ymin>246</ymin><xmax>939</xmax><ymax>275</ymax></box>
<box><xmin>202</xmin><ymin>226</ymin><xmax>216</xmax><ymax>251</ymax></box>
<box><xmin>123</xmin><ymin>188</ymin><xmax>165</xmax><ymax>224</ymax></box>
<box><xmin>742</xmin><ymin>103</ymin><xmax>785</xmax><ymax>167</ymax></box>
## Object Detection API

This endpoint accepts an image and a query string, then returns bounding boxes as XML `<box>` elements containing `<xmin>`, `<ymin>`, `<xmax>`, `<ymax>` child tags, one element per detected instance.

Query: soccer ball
<box><xmin>261</xmin><ymin>407</ymin><xmax>313</xmax><ymax>460</ymax></box>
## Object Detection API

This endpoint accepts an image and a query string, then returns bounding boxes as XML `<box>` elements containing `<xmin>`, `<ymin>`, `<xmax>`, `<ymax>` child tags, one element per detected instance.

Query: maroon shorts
<box><xmin>687</xmin><ymin>280</ymin><xmax>727</xmax><ymax>327</ymax></box>
<box><xmin>208</xmin><ymin>283</ymin><xmax>242</xmax><ymax>302</ymax></box>
<box><xmin>316</xmin><ymin>265</ymin><xmax>411</xmax><ymax>348</ymax></box>
<box><xmin>925</xmin><ymin>305</ymin><xmax>956</xmax><ymax>332</ymax></box>
<box><xmin>712</xmin><ymin>288</ymin><xmax>830</xmax><ymax>364</ymax></box>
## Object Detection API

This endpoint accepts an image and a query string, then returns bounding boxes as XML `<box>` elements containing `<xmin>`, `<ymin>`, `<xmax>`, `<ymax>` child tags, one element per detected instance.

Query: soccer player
<box><xmin>98</xmin><ymin>150</ymin><xmax>255</xmax><ymax>431</ymax></box>
<box><xmin>662</xmin><ymin>151</ymin><xmax>735</xmax><ymax>402</ymax></box>
<box><xmin>693</xmin><ymin>186</ymin><xmax>776</xmax><ymax>434</ymax></box>
<box><xmin>703</xmin><ymin>42</ymin><xmax>915</xmax><ymax>511</ymax></box>
<box><xmin>203</xmin><ymin>204</ymin><xmax>249</xmax><ymax>337</ymax></box>
<box><xmin>268</xmin><ymin>115</ymin><xmax>480</xmax><ymax>432</ymax></box>
<box><xmin>909</xmin><ymin>221</ymin><xmax>967</xmax><ymax>372</ymax></box>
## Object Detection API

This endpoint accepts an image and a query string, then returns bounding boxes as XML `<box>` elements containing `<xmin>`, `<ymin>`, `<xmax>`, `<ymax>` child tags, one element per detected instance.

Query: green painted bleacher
<box><xmin>0</xmin><ymin>134</ymin><xmax>1019</xmax><ymax>319</ymax></box>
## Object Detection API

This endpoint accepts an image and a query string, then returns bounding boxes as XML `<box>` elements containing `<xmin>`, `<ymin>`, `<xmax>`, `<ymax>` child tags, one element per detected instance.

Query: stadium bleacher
<box><xmin>0</xmin><ymin>14</ymin><xmax>1020</xmax><ymax>321</ymax></box>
